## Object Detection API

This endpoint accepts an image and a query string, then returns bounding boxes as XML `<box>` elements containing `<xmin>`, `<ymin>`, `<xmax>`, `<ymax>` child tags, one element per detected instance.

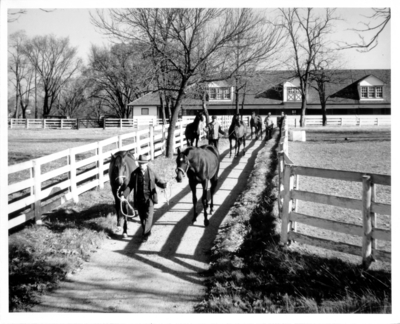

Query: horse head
<box><xmin>111</xmin><ymin>151</ymin><xmax>129</xmax><ymax>187</ymax></box>
<box><xmin>175</xmin><ymin>148</ymin><xmax>190</xmax><ymax>183</ymax></box>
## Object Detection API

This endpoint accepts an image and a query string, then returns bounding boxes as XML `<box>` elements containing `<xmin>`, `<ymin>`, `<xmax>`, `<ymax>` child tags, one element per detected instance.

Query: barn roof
<box><xmin>128</xmin><ymin>69</ymin><xmax>391</xmax><ymax>107</ymax></box>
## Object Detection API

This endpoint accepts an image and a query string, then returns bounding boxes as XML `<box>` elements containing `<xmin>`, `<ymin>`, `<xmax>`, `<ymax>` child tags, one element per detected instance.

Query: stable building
<box><xmin>127</xmin><ymin>69</ymin><xmax>391</xmax><ymax>117</ymax></box>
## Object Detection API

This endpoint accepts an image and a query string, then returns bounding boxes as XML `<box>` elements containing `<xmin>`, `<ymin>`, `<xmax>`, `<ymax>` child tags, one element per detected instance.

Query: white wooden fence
<box><xmin>286</xmin><ymin>115</ymin><xmax>391</xmax><ymax>127</ymax></box>
<box><xmin>277</xmin><ymin>117</ymin><xmax>391</xmax><ymax>269</ymax></box>
<box><xmin>8</xmin><ymin>117</ymin><xmax>233</xmax><ymax>230</ymax></box>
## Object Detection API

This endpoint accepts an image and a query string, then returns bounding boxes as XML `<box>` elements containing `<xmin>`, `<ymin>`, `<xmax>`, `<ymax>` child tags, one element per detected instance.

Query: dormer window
<box><xmin>208</xmin><ymin>87</ymin><xmax>231</xmax><ymax>100</ymax></box>
<box><xmin>361</xmin><ymin>86</ymin><xmax>383</xmax><ymax>99</ymax></box>
<box><xmin>287</xmin><ymin>87</ymin><xmax>301</xmax><ymax>101</ymax></box>
<box><xmin>359</xmin><ymin>75</ymin><xmax>384</xmax><ymax>100</ymax></box>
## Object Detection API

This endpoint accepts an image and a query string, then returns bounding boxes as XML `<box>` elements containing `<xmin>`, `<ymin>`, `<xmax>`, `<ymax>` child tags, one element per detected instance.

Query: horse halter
<box><xmin>175</xmin><ymin>158</ymin><xmax>190</xmax><ymax>178</ymax></box>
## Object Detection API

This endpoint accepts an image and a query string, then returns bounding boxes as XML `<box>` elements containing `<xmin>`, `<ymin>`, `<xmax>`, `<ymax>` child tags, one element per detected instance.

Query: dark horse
<box><xmin>175</xmin><ymin>145</ymin><xmax>220</xmax><ymax>226</ymax></box>
<box><xmin>109</xmin><ymin>151</ymin><xmax>138</xmax><ymax>237</ymax></box>
<box><xmin>250</xmin><ymin>111</ymin><xmax>263</xmax><ymax>140</ymax></box>
<box><xmin>228</xmin><ymin>114</ymin><xmax>246</xmax><ymax>158</ymax></box>
<box><xmin>184</xmin><ymin>111</ymin><xmax>205</xmax><ymax>147</ymax></box>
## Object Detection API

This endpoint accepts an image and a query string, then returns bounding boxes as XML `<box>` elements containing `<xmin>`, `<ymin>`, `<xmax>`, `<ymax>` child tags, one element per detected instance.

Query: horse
<box><xmin>184</xmin><ymin>111</ymin><xmax>205</xmax><ymax>147</ymax></box>
<box><xmin>228</xmin><ymin>114</ymin><xmax>246</xmax><ymax>158</ymax></box>
<box><xmin>175</xmin><ymin>145</ymin><xmax>220</xmax><ymax>227</ymax></box>
<box><xmin>250</xmin><ymin>111</ymin><xmax>263</xmax><ymax>140</ymax></box>
<box><xmin>109</xmin><ymin>151</ymin><xmax>138</xmax><ymax>237</ymax></box>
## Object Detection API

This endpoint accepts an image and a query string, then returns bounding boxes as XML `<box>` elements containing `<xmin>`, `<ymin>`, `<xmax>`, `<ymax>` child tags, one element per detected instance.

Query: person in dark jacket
<box><xmin>129</xmin><ymin>154</ymin><xmax>167</xmax><ymax>241</ymax></box>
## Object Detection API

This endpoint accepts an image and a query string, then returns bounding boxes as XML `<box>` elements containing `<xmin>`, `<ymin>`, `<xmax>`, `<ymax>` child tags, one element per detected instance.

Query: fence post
<box><xmin>341</xmin><ymin>118</ymin><xmax>343</xmax><ymax>126</ymax></box>
<box><xmin>118</xmin><ymin>135</ymin><xmax>123</xmax><ymax>149</ymax></box>
<box><xmin>179</xmin><ymin>121</ymin><xmax>184</xmax><ymax>150</ymax></box>
<box><xmin>44</xmin><ymin>119</ymin><xmax>46</xmax><ymax>129</ymax></box>
<box><xmin>280</xmin><ymin>163</ymin><xmax>292</xmax><ymax>245</ymax></box>
<box><xmin>61</xmin><ymin>119</ymin><xmax>64</xmax><ymax>129</ymax></box>
<box><xmin>136</xmin><ymin>132</ymin><xmax>141</xmax><ymax>158</ymax></box>
<box><xmin>33</xmin><ymin>160</ymin><xmax>43</xmax><ymax>225</ymax></box>
<box><xmin>277</xmin><ymin>151</ymin><xmax>285</xmax><ymax>219</ymax></box>
<box><xmin>371</xmin><ymin>183</ymin><xmax>377</xmax><ymax>253</ymax></box>
<box><xmin>69</xmin><ymin>148</ymin><xmax>79</xmax><ymax>203</ymax></box>
<box><xmin>376</xmin><ymin>118</ymin><xmax>379</xmax><ymax>126</ymax></box>
<box><xmin>291</xmin><ymin>174</ymin><xmax>299</xmax><ymax>232</ymax></box>
<box><xmin>361</xmin><ymin>175</ymin><xmax>372</xmax><ymax>269</ymax></box>
<box><xmin>76</xmin><ymin>119</ymin><xmax>80</xmax><ymax>130</ymax></box>
<box><xmin>162</xmin><ymin>124</ymin><xmax>166</xmax><ymax>155</ymax></box>
<box><xmin>26</xmin><ymin>119</ymin><xmax>29</xmax><ymax>129</ymax></box>
<box><xmin>97</xmin><ymin>142</ymin><xmax>104</xmax><ymax>189</ymax></box>
<box><xmin>150</xmin><ymin>125</ymin><xmax>155</xmax><ymax>160</ymax></box>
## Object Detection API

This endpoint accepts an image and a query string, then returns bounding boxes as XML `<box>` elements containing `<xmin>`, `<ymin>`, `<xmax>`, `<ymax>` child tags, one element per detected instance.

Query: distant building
<box><xmin>127</xmin><ymin>69</ymin><xmax>391</xmax><ymax>117</ymax></box>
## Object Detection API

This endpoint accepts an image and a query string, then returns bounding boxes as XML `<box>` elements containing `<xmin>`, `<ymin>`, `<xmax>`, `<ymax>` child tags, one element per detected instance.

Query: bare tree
<box><xmin>92</xmin><ymin>8</ymin><xmax>284</xmax><ymax>157</ymax></box>
<box><xmin>56</xmin><ymin>76</ymin><xmax>92</xmax><ymax>118</ymax></box>
<box><xmin>309</xmin><ymin>65</ymin><xmax>347</xmax><ymax>126</ymax></box>
<box><xmin>22</xmin><ymin>35</ymin><xmax>82</xmax><ymax>117</ymax></box>
<box><xmin>279</xmin><ymin>8</ymin><xmax>339</xmax><ymax>127</ymax></box>
<box><xmin>341</xmin><ymin>8</ymin><xmax>390</xmax><ymax>52</ymax></box>
<box><xmin>8</xmin><ymin>30</ymin><xmax>35</xmax><ymax>119</ymax></box>
<box><xmin>87</xmin><ymin>43</ymin><xmax>154</xmax><ymax>118</ymax></box>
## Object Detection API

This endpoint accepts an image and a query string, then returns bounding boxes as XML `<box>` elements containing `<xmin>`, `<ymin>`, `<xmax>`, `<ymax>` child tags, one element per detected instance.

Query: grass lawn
<box><xmin>288</xmin><ymin>126</ymin><xmax>391</xmax><ymax>270</ymax></box>
<box><xmin>8</xmin><ymin>128</ymin><xmax>142</xmax><ymax>166</ymax></box>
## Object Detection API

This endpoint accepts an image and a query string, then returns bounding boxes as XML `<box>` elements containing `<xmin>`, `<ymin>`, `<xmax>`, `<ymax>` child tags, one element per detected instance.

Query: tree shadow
<box><xmin>110</xmin><ymin>139</ymin><xmax>266</xmax><ymax>286</ymax></box>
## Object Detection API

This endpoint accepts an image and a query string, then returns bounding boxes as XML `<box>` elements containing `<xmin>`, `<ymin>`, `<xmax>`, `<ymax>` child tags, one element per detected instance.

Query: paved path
<box><xmin>33</xmin><ymin>138</ymin><xmax>266</xmax><ymax>313</ymax></box>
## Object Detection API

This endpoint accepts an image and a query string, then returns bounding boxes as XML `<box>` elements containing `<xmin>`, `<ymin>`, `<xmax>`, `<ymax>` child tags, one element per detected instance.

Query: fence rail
<box><xmin>277</xmin><ymin>117</ymin><xmax>391</xmax><ymax>269</ymax></box>
<box><xmin>8</xmin><ymin>117</ymin><xmax>233</xmax><ymax>230</ymax></box>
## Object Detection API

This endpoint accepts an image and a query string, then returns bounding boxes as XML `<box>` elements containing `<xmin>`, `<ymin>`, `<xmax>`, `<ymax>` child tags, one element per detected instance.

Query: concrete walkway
<box><xmin>32</xmin><ymin>138</ymin><xmax>266</xmax><ymax>313</ymax></box>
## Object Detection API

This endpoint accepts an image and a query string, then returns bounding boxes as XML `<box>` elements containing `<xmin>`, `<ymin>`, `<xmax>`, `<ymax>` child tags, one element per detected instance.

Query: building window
<box><xmin>361</xmin><ymin>86</ymin><xmax>383</xmax><ymax>99</ymax></box>
<box><xmin>141</xmin><ymin>108</ymin><xmax>149</xmax><ymax>115</ymax></box>
<box><xmin>287</xmin><ymin>87</ymin><xmax>301</xmax><ymax>101</ymax></box>
<box><xmin>208</xmin><ymin>87</ymin><xmax>231</xmax><ymax>100</ymax></box>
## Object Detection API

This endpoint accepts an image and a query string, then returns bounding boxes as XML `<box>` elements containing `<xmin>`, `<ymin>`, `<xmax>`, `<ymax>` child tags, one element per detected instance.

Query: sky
<box><xmin>6</xmin><ymin>6</ymin><xmax>391</xmax><ymax>69</ymax></box>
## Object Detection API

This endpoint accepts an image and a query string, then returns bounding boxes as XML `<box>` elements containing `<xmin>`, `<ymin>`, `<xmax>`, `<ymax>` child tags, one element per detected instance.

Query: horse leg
<box><xmin>189</xmin><ymin>180</ymin><xmax>198</xmax><ymax>224</ymax></box>
<box><xmin>113</xmin><ymin>192</ymin><xmax>123</xmax><ymax>233</ymax></box>
<box><xmin>209</xmin><ymin>176</ymin><xmax>218</xmax><ymax>218</ymax></box>
<box><xmin>202</xmin><ymin>180</ymin><xmax>209</xmax><ymax>227</ymax></box>
<box><xmin>243</xmin><ymin>136</ymin><xmax>246</xmax><ymax>156</ymax></box>
<box><xmin>229</xmin><ymin>139</ymin><xmax>232</xmax><ymax>158</ymax></box>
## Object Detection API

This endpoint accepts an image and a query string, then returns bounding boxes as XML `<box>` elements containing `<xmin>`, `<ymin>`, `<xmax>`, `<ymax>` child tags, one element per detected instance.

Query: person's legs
<box><xmin>143</xmin><ymin>199</ymin><xmax>154</xmax><ymax>237</ymax></box>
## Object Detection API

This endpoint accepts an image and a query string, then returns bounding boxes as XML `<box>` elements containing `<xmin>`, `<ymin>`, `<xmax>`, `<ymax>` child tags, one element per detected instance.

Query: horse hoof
<box><xmin>123</xmin><ymin>233</ymin><xmax>128</xmax><ymax>238</ymax></box>
<box><xmin>204</xmin><ymin>219</ymin><xmax>209</xmax><ymax>227</ymax></box>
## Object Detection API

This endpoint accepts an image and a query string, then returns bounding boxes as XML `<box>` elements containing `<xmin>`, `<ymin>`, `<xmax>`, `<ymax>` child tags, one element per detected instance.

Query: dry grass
<box><xmin>195</xmin><ymin>128</ymin><xmax>391</xmax><ymax>313</ymax></box>
<box><xmin>288</xmin><ymin>126</ymin><xmax>391</xmax><ymax>270</ymax></box>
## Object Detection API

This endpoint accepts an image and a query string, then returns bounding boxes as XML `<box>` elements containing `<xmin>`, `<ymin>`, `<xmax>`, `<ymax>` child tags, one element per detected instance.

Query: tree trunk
<box><xmin>202</xmin><ymin>92</ymin><xmax>210</xmax><ymax>128</ymax></box>
<box><xmin>321</xmin><ymin>101</ymin><xmax>327</xmax><ymax>126</ymax></box>
<box><xmin>166</xmin><ymin>90</ymin><xmax>185</xmax><ymax>158</ymax></box>
<box><xmin>299</xmin><ymin>95</ymin><xmax>307</xmax><ymax>127</ymax></box>
<box><xmin>14</xmin><ymin>87</ymin><xmax>20</xmax><ymax>119</ymax></box>
<box><xmin>235</xmin><ymin>78</ymin><xmax>240</xmax><ymax>115</ymax></box>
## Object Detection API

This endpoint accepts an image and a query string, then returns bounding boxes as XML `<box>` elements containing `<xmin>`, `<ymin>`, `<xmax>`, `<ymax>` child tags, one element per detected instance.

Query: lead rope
<box><xmin>163</xmin><ymin>179</ymin><xmax>174</xmax><ymax>205</ymax></box>
<box><xmin>116</xmin><ymin>184</ymin><xmax>137</xmax><ymax>218</ymax></box>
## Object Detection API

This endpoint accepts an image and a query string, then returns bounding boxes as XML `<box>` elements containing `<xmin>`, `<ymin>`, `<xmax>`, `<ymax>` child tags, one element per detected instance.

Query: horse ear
<box><xmin>123</xmin><ymin>151</ymin><xmax>128</xmax><ymax>157</ymax></box>
<box><xmin>111</xmin><ymin>153</ymin><xmax>115</xmax><ymax>159</ymax></box>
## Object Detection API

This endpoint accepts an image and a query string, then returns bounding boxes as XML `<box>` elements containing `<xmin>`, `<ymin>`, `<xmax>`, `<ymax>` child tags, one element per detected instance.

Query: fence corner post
<box><xmin>361</xmin><ymin>175</ymin><xmax>373</xmax><ymax>269</ymax></box>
